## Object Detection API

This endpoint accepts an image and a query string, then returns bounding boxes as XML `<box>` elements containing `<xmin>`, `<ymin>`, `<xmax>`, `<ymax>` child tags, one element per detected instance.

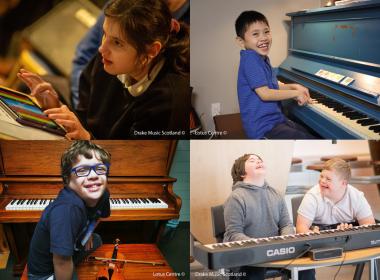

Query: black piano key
<box><xmin>369</xmin><ymin>125</ymin><xmax>380</xmax><ymax>133</ymax></box>
<box><xmin>10</xmin><ymin>199</ymin><xmax>16</xmax><ymax>205</ymax></box>
<box><xmin>334</xmin><ymin>105</ymin><xmax>352</xmax><ymax>112</ymax></box>
<box><xmin>357</xmin><ymin>118</ymin><xmax>379</xmax><ymax>126</ymax></box>
<box><xmin>338</xmin><ymin>107</ymin><xmax>355</xmax><ymax>113</ymax></box>
<box><xmin>343</xmin><ymin>112</ymin><xmax>367</xmax><ymax>120</ymax></box>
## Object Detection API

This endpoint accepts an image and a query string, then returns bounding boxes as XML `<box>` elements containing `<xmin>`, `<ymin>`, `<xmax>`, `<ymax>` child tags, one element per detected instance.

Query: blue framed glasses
<box><xmin>71</xmin><ymin>163</ymin><xmax>110</xmax><ymax>177</ymax></box>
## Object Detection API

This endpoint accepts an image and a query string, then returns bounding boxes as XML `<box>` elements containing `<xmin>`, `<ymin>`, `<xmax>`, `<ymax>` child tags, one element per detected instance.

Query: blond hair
<box><xmin>323</xmin><ymin>158</ymin><xmax>351</xmax><ymax>181</ymax></box>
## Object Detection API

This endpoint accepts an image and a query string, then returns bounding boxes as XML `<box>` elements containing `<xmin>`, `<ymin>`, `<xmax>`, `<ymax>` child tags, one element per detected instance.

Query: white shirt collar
<box><xmin>117</xmin><ymin>59</ymin><xmax>165</xmax><ymax>97</ymax></box>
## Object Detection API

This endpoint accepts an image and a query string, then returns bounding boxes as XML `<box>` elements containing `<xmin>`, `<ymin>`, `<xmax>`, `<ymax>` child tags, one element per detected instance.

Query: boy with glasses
<box><xmin>27</xmin><ymin>141</ymin><xmax>111</xmax><ymax>280</ymax></box>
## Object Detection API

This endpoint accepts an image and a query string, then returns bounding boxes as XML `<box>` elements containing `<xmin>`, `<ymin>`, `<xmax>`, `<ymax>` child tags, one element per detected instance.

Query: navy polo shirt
<box><xmin>237</xmin><ymin>49</ymin><xmax>285</xmax><ymax>138</ymax></box>
<box><xmin>28</xmin><ymin>187</ymin><xmax>110</xmax><ymax>276</ymax></box>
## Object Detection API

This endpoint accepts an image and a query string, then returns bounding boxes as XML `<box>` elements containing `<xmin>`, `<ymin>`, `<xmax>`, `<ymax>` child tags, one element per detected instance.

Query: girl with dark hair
<box><xmin>17</xmin><ymin>0</ymin><xmax>190</xmax><ymax>139</ymax></box>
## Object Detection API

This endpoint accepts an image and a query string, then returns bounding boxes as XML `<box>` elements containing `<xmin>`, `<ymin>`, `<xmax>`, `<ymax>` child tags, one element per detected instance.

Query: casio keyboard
<box><xmin>5</xmin><ymin>197</ymin><xmax>168</xmax><ymax>211</ymax></box>
<box><xmin>194</xmin><ymin>224</ymin><xmax>380</xmax><ymax>269</ymax></box>
<box><xmin>278</xmin><ymin>1</ymin><xmax>380</xmax><ymax>139</ymax></box>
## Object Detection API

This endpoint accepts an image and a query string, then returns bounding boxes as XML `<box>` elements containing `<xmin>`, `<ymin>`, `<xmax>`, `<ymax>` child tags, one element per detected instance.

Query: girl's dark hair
<box><xmin>61</xmin><ymin>141</ymin><xmax>111</xmax><ymax>186</ymax></box>
<box><xmin>231</xmin><ymin>153</ymin><xmax>262</xmax><ymax>184</ymax></box>
<box><xmin>104</xmin><ymin>0</ymin><xmax>189</xmax><ymax>76</ymax></box>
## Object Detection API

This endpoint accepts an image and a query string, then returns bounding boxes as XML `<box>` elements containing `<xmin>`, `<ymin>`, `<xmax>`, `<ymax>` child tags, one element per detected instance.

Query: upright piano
<box><xmin>278</xmin><ymin>0</ymin><xmax>380</xmax><ymax>139</ymax></box>
<box><xmin>0</xmin><ymin>140</ymin><xmax>182</xmax><ymax>274</ymax></box>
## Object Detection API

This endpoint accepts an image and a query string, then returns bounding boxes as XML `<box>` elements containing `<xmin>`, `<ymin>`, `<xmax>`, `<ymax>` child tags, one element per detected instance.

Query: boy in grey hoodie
<box><xmin>224</xmin><ymin>153</ymin><xmax>315</xmax><ymax>280</ymax></box>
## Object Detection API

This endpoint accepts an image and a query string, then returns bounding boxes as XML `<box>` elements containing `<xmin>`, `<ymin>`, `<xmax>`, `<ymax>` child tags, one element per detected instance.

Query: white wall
<box><xmin>293</xmin><ymin>140</ymin><xmax>370</xmax><ymax>159</ymax></box>
<box><xmin>191</xmin><ymin>0</ymin><xmax>320</xmax><ymax>132</ymax></box>
<box><xmin>190</xmin><ymin>140</ymin><xmax>294</xmax><ymax>244</ymax></box>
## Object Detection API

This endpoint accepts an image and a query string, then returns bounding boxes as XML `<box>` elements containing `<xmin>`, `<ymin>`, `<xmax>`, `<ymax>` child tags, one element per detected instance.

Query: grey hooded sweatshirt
<box><xmin>223</xmin><ymin>181</ymin><xmax>294</xmax><ymax>242</ymax></box>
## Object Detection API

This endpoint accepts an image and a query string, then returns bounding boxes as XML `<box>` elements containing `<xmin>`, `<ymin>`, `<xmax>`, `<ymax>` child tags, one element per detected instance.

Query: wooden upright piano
<box><xmin>0</xmin><ymin>140</ymin><xmax>182</xmax><ymax>275</ymax></box>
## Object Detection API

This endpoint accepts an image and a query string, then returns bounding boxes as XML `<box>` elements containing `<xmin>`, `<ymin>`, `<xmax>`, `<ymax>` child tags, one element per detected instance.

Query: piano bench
<box><xmin>213</xmin><ymin>113</ymin><xmax>247</xmax><ymax>139</ymax></box>
<box><xmin>20</xmin><ymin>265</ymin><xmax>28</xmax><ymax>280</ymax></box>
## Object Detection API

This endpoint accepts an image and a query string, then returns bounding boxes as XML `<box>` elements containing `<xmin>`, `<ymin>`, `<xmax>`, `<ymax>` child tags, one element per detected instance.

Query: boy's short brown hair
<box><xmin>61</xmin><ymin>141</ymin><xmax>111</xmax><ymax>186</ymax></box>
<box><xmin>323</xmin><ymin>158</ymin><xmax>351</xmax><ymax>181</ymax></box>
<box><xmin>231</xmin><ymin>153</ymin><xmax>262</xmax><ymax>184</ymax></box>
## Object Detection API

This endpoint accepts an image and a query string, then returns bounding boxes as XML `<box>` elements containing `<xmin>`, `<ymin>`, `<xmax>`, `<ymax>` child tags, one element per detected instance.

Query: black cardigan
<box><xmin>77</xmin><ymin>54</ymin><xmax>190</xmax><ymax>139</ymax></box>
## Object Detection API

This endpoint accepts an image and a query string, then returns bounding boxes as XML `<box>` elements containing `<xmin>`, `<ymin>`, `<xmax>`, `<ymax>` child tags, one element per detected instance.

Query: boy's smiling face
<box><xmin>238</xmin><ymin>21</ymin><xmax>272</xmax><ymax>56</ymax></box>
<box><xmin>243</xmin><ymin>154</ymin><xmax>265</xmax><ymax>179</ymax></box>
<box><xmin>69</xmin><ymin>152</ymin><xmax>108</xmax><ymax>207</ymax></box>
<box><xmin>318</xmin><ymin>169</ymin><xmax>347</xmax><ymax>200</ymax></box>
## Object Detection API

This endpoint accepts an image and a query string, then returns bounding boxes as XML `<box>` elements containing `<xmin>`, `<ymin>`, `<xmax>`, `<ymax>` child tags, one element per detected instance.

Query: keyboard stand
<box><xmin>256</xmin><ymin>247</ymin><xmax>380</xmax><ymax>280</ymax></box>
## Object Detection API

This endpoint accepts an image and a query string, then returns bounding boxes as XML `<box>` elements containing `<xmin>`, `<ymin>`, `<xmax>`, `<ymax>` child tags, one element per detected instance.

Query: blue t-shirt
<box><xmin>237</xmin><ymin>49</ymin><xmax>285</xmax><ymax>138</ymax></box>
<box><xmin>27</xmin><ymin>187</ymin><xmax>110</xmax><ymax>276</ymax></box>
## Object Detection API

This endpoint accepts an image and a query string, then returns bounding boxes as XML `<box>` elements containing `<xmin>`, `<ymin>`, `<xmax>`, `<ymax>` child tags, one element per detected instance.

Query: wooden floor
<box><xmin>21</xmin><ymin>244</ymin><xmax>176</xmax><ymax>280</ymax></box>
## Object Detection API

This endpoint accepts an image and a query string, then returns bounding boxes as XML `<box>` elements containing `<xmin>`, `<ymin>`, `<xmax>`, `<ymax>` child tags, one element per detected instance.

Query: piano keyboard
<box><xmin>5</xmin><ymin>198</ymin><xmax>168</xmax><ymax>211</ymax></box>
<box><xmin>203</xmin><ymin>224</ymin><xmax>372</xmax><ymax>250</ymax></box>
<box><xmin>308</xmin><ymin>91</ymin><xmax>380</xmax><ymax>139</ymax></box>
<box><xmin>194</xmin><ymin>224</ymin><xmax>380</xmax><ymax>269</ymax></box>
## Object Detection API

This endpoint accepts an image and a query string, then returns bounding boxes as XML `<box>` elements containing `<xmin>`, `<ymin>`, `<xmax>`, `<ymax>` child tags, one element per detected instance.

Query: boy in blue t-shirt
<box><xmin>27</xmin><ymin>141</ymin><xmax>111</xmax><ymax>280</ymax></box>
<box><xmin>236</xmin><ymin>11</ymin><xmax>315</xmax><ymax>139</ymax></box>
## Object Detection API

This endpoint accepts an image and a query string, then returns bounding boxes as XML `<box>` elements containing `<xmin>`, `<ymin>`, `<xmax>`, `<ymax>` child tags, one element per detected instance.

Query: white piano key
<box><xmin>5</xmin><ymin>197</ymin><xmax>168</xmax><ymax>211</ymax></box>
<box><xmin>308</xmin><ymin>103</ymin><xmax>380</xmax><ymax>139</ymax></box>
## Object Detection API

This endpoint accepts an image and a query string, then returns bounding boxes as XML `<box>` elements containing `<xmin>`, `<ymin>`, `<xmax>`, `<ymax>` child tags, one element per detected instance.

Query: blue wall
<box><xmin>169</xmin><ymin>140</ymin><xmax>190</xmax><ymax>222</ymax></box>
